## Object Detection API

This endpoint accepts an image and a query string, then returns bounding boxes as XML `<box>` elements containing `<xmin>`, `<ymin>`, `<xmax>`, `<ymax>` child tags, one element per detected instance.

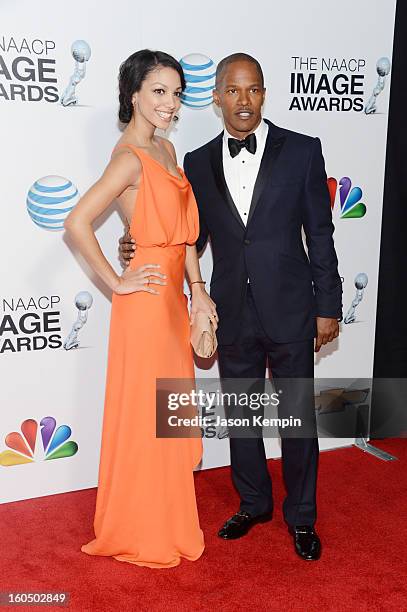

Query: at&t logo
<box><xmin>179</xmin><ymin>54</ymin><xmax>216</xmax><ymax>108</ymax></box>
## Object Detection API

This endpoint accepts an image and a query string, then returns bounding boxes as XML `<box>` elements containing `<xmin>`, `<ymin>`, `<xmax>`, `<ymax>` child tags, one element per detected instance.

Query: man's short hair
<box><xmin>215</xmin><ymin>53</ymin><xmax>264</xmax><ymax>88</ymax></box>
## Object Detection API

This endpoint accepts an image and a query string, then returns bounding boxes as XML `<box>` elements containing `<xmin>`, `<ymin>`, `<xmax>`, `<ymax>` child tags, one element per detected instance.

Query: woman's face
<box><xmin>133</xmin><ymin>66</ymin><xmax>183</xmax><ymax>130</ymax></box>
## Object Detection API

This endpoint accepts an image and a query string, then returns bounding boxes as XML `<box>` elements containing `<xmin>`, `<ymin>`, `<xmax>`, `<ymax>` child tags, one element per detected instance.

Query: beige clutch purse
<box><xmin>190</xmin><ymin>311</ymin><xmax>218</xmax><ymax>358</ymax></box>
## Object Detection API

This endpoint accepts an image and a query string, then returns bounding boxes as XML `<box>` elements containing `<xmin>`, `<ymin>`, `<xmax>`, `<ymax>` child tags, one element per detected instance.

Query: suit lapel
<box><xmin>246</xmin><ymin>121</ymin><xmax>286</xmax><ymax>226</ymax></box>
<box><xmin>209</xmin><ymin>134</ymin><xmax>246</xmax><ymax>231</ymax></box>
<box><xmin>208</xmin><ymin>120</ymin><xmax>287</xmax><ymax>230</ymax></box>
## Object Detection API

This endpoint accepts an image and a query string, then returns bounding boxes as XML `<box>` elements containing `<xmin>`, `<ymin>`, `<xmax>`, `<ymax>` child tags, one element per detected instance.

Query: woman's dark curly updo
<box><xmin>118</xmin><ymin>49</ymin><xmax>186</xmax><ymax>124</ymax></box>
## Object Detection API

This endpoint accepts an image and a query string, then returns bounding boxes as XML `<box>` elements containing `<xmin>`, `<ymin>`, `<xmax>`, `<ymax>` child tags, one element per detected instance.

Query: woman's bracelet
<box><xmin>189</xmin><ymin>280</ymin><xmax>205</xmax><ymax>299</ymax></box>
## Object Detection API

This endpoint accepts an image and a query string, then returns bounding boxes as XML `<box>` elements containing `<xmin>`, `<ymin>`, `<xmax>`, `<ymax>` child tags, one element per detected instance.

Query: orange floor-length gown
<box><xmin>81</xmin><ymin>144</ymin><xmax>205</xmax><ymax>568</ymax></box>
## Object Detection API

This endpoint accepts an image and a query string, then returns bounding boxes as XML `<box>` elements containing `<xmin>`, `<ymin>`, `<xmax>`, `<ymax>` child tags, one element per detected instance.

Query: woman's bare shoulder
<box><xmin>104</xmin><ymin>142</ymin><xmax>142</xmax><ymax>187</ymax></box>
<box><xmin>111</xmin><ymin>141</ymin><xmax>140</xmax><ymax>160</ymax></box>
<box><xmin>110</xmin><ymin>142</ymin><xmax>141</xmax><ymax>167</ymax></box>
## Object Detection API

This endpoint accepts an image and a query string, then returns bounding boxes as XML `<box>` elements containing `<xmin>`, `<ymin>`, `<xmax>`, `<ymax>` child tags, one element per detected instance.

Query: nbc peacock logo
<box><xmin>327</xmin><ymin>176</ymin><xmax>366</xmax><ymax>219</ymax></box>
<box><xmin>0</xmin><ymin>417</ymin><xmax>78</xmax><ymax>467</ymax></box>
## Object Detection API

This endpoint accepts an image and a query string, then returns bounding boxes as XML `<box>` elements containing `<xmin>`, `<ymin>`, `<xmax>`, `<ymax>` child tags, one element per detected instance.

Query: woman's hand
<box><xmin>190</xmin><ymin>285</ymin><xmax>218</xmax><ymax>330</ymax></box>
<box><xmin>114</xmin><ymin>264</ymin><xmax>166</xmax><ymax>295</ymax></box>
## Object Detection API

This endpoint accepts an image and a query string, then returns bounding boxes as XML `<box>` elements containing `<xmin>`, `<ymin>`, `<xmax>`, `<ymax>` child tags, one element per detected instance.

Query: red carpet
<box><xmin>0</xmin><ymin>439</ymin><xmax>406</xmax><ymax>612</ymax></box>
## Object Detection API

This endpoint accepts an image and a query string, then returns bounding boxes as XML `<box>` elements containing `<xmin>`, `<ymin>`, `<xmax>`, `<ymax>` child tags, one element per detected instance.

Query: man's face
<box><xmin>213</xmin><ymin>60</ymin><xmax>266</xmax><ymax>138</ymax></box>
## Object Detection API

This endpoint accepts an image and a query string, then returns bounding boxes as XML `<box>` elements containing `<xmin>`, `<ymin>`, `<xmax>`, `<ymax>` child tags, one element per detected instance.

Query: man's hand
<box><xmin>119</xmin><ymin>226</ymin><xmax>136</xmax><ymax>267</ymax></box>
<box><xmin>315</xmin><ymin>317</ymin><xmax>339</xmax><ymax>352</ymax></box>
<box><xmin>190</xmin><ymin>284</ymin><xmax>218</xmax><ymax>330</ymax></box>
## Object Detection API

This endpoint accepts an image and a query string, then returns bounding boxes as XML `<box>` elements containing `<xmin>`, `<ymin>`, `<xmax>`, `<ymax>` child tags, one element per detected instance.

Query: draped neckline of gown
<box><xmin>115</xmin><ymin>143</ymin><xmax>185</xmax><ymax>183</ymax></box>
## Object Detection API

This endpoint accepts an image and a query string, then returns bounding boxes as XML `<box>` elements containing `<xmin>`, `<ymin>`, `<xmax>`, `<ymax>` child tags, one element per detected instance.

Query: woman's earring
<box><xmin>173</xmin><ymin>114</ymin><xmax>179</xmax><ymax>122</ymax></box>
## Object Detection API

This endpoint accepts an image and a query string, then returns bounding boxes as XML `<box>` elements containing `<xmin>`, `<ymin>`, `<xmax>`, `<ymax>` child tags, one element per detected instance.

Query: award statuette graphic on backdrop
<box><xmin>0</xmin><ymin>417</ymin><xmax>78</xmax><ymax>467</ymax></box>
<box><xmin>327</xmin><ymin>176</ymin><xmax>366</xmax><ymax>219</ymax></box>
<box><xmin>179</xmin><ymin>54</ymin><xmax>216</xmax><ymax>108</ymax></box>
<box><xmin>365</xmin><ymin>57</ymin><xmax>391</xmax><ymax>115</ymax></box>
<box><xmin>344</xmin><ymin>273</ymin><xmax>368</xmax><ymax>324</ymax></box>
<box><xmin>26</xmin><ymin>176</ymin><xmax>80</xmax><ymax>231</ymax></box>
<box><xmin>60</xmin><ymin>39</ymin><xmax>91</xmax><ymax>107</ymax></box>
<box><xmin>63</xmin><ymin>291</ymin><xmax>93</xmax><ymax>350</ymax></box>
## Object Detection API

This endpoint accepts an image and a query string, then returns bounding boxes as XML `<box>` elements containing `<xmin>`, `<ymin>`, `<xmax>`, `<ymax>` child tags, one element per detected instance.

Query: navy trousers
<box><xmin>217</xmin><ymin>284</ymin><xmax>319</xmax><ymax>527</ymax></box>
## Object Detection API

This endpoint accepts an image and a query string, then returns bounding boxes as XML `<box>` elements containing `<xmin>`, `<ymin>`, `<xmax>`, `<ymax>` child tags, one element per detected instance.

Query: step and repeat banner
<box><xmin>0</xmin><ymin>0</ymin><xmax>396</xmax><ymax>502</ymax></box>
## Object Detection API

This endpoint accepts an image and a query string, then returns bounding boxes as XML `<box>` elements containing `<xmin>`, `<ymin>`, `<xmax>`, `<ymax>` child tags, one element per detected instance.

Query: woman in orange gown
<box><xmin>64</xmin><ymin>50</ymin><xmax>218</xmax><ymax>568</ymax></box>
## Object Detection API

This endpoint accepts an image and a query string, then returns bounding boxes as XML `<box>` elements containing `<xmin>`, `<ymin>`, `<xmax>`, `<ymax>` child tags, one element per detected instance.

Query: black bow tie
<box><xmin>228</xmin><ymin>132</ymin><xmax>257</xmax><ymax>158</ymax></box>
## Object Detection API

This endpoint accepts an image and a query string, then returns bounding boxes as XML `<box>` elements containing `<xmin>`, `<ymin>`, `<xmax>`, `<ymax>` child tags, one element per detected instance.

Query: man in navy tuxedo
<box><xmin>120</xmin><ymin>53</ymin><xmax>342</xmax><ymax>561</ymax></box>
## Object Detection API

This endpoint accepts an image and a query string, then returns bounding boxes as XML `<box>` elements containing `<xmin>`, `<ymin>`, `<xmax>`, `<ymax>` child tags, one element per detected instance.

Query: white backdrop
<box><xmin>0</xmin><ymin>0</ymin><xmax>396</xmax><ymax>502</ymax></box>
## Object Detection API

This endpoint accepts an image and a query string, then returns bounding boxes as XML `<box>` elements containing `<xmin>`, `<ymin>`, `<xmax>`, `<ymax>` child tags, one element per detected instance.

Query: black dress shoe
<box><xmin>218</xmin><ymin>510</ymin><xmax>272</xmax><ymax>540</ymax></box>
<box><xmin>288</xmin><ymin>525</ymin><xmax>321</xmax><ymax>560</ymax></box>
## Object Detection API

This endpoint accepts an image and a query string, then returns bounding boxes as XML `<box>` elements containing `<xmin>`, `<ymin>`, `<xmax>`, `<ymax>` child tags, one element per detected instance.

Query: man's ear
<box><xmin>262</xmin><ymin>87</ymin><xmax>266</xmax><ymax>105</ymax></box>
<box><xmin>212</xmin><ymin>89</ymin><xmax>220</xmax><ymax>107</ymax></box>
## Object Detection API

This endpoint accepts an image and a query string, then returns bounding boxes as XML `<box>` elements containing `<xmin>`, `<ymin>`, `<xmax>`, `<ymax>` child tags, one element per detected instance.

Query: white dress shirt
<box><xmin>222</xmin><ymin>118</ymin><xmax>269</xmax><ymax>282</ymax></box>
<box><xmin>222</xmin><ymin>118</ymin><xmax>268</xmax><ymax>225</ymax></box>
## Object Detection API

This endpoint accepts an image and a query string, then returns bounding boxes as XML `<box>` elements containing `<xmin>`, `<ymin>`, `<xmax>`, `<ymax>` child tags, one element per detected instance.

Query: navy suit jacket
<box><xmin>183</xmin><ymin>119</ymin><xmax>343</xmax><ymax>344</ymax></box>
